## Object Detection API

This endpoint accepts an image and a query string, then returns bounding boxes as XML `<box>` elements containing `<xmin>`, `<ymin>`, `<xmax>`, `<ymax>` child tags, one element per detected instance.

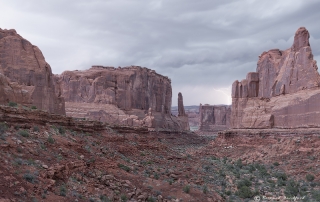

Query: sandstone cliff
<box><xmin>231</xmin><ymin>27</ymin><xmax>320</xmax><ymax>128</ymax></box>
<box><xmin>199</xmin><ymin>104</ymin><xmax>231</xmax><ymax>131</ymax></box>
<box><xmin>55</xmin><ymin>66</ymin><xmax>189</xmax><ymax>130</ymax></box>
<box><xmin>0</xmin><ymin>28</ymin><xmax>65</xmax><ymax>114</ymax></box>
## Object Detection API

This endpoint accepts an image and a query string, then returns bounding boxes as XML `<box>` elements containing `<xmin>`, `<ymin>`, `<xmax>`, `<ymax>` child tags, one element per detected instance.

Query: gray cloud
<box><xmin>0</xmin><ymin>0</ymin><xmax>319</xmax><ymax>105</ymax></box>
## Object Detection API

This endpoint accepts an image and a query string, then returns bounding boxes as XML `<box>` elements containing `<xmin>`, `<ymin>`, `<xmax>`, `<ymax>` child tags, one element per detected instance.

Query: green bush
<box><xmin>275</xmin><ymin>172</ymin><xmax>287</xmax><ymax>181</ymax></box>
<box><xmin>203</xmin><ymin>185</ymin><xmax>208</xmax><ymax>194</ymax></box>
<box><xmin>31</xmin><ymin>105</ymin><xmax>37</xmax><ymax>109</ymax></box>
<box><xmin>285</xmin><ymin>180</ymin><xmax>300</xmax><ymax>197</ymax></box>
<box><xmin>100</xmin><ymin>195</ymin><xmax>110</xmax><ymax>202</ymax></box>
<box><xmin>47</xmin><ymin>136</ymin><xmax>55</xmax><ymax>144</ymax></box>
<box><xmin>237</xmin><ymin>186</ymin><xmax>254</xmax><ymax>199</ymax></box>
<box><xmin>306</xmin><ymin>174</ymin><xmax>315</xmax><ymax>182</ymax></box>
<box><xmin>118</xmin><ymin>164</ymin><xmax>131</xmax><ymax>172</ymax></box>
<box><xmin>120</xmin><ymin>194</ymin><xmax>127</xmax><ymax>202</ymax></box>
<box><xmin>33</xmin><ymin>126</ymin><xmax>39</xmax><ymax>132</ymax></box>
<box><xmin>18</xmin><ymin>130</ymin><xmax>29</xmax><ymax>137</ymax></box>
<box><xmin>237</xmin><ymin>179</ymin><xmax>252</xmax><ymax>189</ymax></box>
<box><xmin>312</xmin><ymin>190</ymin><xmax>320</xmax><ymax>201</ymax></box>
<box><xmin>58</xmin><ymin>126</ymin><xmax>65</xmax><ymax>135</ymax></box>
<box><xmin>23</xmin><ymin>171</ymin><xmax>37</xmax><ymax>183</ymax></box>
<box><xmin>8</xmin><ymin>101</ymin><xmax>18</xmax><ymax>107</ymax></box>
<box><xmin>0</xmin><ymin>122</ymin><xmax>8</xmax><ymax>134</ymax></box>
<box><xmin>147</xmin><ymin>197</ymin><xmax>156</xmax><ymax>202</ymax></box>
<box><xmin>60</xmin><ymin>184</ymin><xmax>67</xmax><ymax>196</ymax></box>
<box><xmin>235</xmin><ymin>159</ymin><xmax>243</xmax><ymax>168</ymax></box>
<box><xmin>183</xmin><ymin>185</ymin><xmax>190</xmax><ymax>193</ymax></box>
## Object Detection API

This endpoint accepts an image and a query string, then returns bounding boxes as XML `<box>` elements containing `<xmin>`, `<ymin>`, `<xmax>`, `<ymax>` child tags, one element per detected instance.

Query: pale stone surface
<box><xmin>231</xmin><ymin>27</ymin><xmax>320</xmax><ymax>129</ymax></box>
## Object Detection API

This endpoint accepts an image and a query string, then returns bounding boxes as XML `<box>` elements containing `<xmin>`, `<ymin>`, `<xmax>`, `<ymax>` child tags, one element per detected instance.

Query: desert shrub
<box><xmin>285</xmin><ymin>180</ymin><xmax>300</xmax><ymax>197</ymax></box>
<box><xmin>225</xmin><ymin>190</ymin><xmax>232</xmax><ymax>195</ymax></box>
<box><xmin>273</xmin><ymin>162</ymin><xmax>280</xmax><ymax>166</ymax></box>
<box><xmin>33</xmin><ymin>126</ymin><xmax>39</xmax><ymax>132</ymax></box>
<box><xmin>236</xmin><ymin>186</ymin><xmax>254</xmax><ymax>199</ymax></box>
<box><xmin>248</xmin><ymin>164</ymin><xmax>256</xmax><ymax>173</ymax></box>
<box><xmin>203</xmin><ymin>185</ymin><xmax>208</xmax><ymax>194</ymax></box>
<box><xmin>8</xmin><ymin>101</ymin><xmax>17</xmax><ymax>107</ymax></box>
<box><xmin>235</xmin><ymin>159</ymin><xmax>243</xmax><ymax>168</ymax></box>
<box><xmin>154</xmin><ymin>172</ymin><xmax>159</xmax><ymax>180</ymax></box>
<box><xmin>275</xmin><ymin>172</ymin><xmax>287</xmax><ymax>181</ymax></box>
<box><xmin>100</xmin><ymin>195</ymin><xmax>110</xmax><ymax>202</ymax></box>
<box><xmin>23</xmin><ymin>171</ymin><xmax>37</xmax><ymax>183</ymax></box>
<box><xmin>31</xmin><ymin>106</ymin><xmax>37</xmax><ymax>109</ymax></box>
<box><xmin>312</xmin><ymin>190</ymin><xmax>320</xmax><ymax>201</ymax></box>
<box><xmin>237</xmin><ymin>179</ymin><xmax>252</xmax><ymax>189</ymax></box>
<box><xmin>306</xmin><ymin>174</ymin><xmax>315</xmax><ymax>182</ymax></box>
<box><xmin>183</xmin><ymin>185</ymin><xmax>190</xmax><ymax>193</ymax></box>
<box><xmin>118</xmin><ymin>164</ymin><xmax>131</xmax><ymax>172</ymax></box>
<box><xmin>60</xmin><ymin>184</ymin><xmax>67</xmax><ymax>196</ymax></box>
<box><xmin>0</xmin><ymin>122</ymin><xmax>8</xmax><ymax>134</ymax></box>
<box><xmin>58</xmin><ymin>126</ymin><xmax>65</xmax><ymax>135</ymax></box>
<box><xmin>147</xmin><ymin>197</ymin><xmax>156</xmax><ymax>202</ymax></box>
<box><xmin>120</xmin><ymin>194</ymin><xmax>127</xmax><ymax>202</ymax></box>
<box><xmin>47</xmin><ymin>136</ymin><xmax>54</xmax><ymax>144</ymax></box>
<box><xmin>18</xmin><ymin>130</ymin><xmax>29</xmax><ymax>137</ymax></box>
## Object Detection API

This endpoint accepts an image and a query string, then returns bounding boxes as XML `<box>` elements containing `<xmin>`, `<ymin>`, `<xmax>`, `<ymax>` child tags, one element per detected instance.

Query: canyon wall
<box><xmin>0</xmin><ymin>28</ymin><xmax>65</xmax><ymax>115</ymax></box>
<box><xmin>171</xmin><ymin>105</ymin><xmax>200</xmax><ymax>130</ymax></box>
<box><xmin>55</xmin><ymin>66</ymin><xmax>189</xmax><ymax>130</ymax></box>
<box><xmin>231</xmin><ymin>27</ymin><xmax>320</xmax><ymax>128</ymax></box>
<box><xmin>199</xmin><ymin>104</ymin><xmax>231</xmax><ymax>131</ymax></box>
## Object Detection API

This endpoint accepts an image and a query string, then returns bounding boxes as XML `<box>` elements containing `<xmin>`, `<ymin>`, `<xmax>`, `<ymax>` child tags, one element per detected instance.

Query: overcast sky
<box><xmin>1</xmin><ymin>0</ymin><xmax>320</xmax><ymax>106</ymax></box>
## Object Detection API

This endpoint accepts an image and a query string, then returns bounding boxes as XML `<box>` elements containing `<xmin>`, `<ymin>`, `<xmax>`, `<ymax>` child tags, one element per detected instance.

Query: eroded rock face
<box><xmin>231</xmin><ymin>27</ymin><xmax>320</xmax><ymax>128</ymax></box>
<box><xmin>55</xmin><ymin>66</ymin><xmax>189</xmax><ymax>130</ymax></box>
<box><xmin>199</xmin><ymin>104</ymin><xmax>231</xmax><ymax>131</ymax></box>
<box><xmin>176</xmin><ymin>92</ymin><xmax>189</xmax><ymax>130</ymax></box>
<box><xmin>0</xmin><ymin>28</ymin><xmax>65</xmax><ymax>115</ymax></box>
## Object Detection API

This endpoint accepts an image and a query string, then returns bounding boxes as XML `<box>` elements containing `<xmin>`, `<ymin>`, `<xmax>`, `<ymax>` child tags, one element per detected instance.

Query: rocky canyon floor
<box><xmin>0</xmin><ymin>107</ymin><xmax>320</xmax><ymax>202</ymax></box>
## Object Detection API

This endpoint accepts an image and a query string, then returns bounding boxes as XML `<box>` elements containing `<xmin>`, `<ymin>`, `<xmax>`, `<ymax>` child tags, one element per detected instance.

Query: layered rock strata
<box><xmin>231</xmin><ymin>27</ymin><xmax>320</xmax><ymax>128</ymax></box>
<box><xmin>0</xmin><ymin>28</ymin><xmax>65</xmax><ymax>114</ymax></box>
<box><xmin>199</xmin><ymin>104</ymin><xmax>231</xmax><ymax>131</ymax></box>
<box><xmin>55</xmin><ymin>66</ymin><xmax>189</xmax><ymax>130</ymax></box>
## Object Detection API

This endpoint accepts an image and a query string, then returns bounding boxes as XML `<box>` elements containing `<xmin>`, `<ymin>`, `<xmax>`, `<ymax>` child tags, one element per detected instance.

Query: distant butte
<box><xmin>231</xmin><ymin>27</ymin><xmax>320</xmax><ymax>129</ymax></box>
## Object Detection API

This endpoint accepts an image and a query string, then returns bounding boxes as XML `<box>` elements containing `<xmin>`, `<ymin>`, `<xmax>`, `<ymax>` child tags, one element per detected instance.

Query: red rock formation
<box><xmin>176</xmin><ymin>92</ymin><xmax>189</xmax><ymax>130</ymax></box>
<box><xmin>0</xmin><ymin>28</ymin><xmax>65</xmax><ymax>114</ymax></box>
<box><xmin>55</xmin><ymin>66</ymin><xmax>189</xmax><ymax>130</ymax></box>
<box><xmin>231</xmin><ymin>27</ymin><xmax>320</xmax><ymax>128</ymax></box>
<box><xmin>199</xmin><ymin>104</ymin><xmax>231</xmax><ymax>131</ymax></box>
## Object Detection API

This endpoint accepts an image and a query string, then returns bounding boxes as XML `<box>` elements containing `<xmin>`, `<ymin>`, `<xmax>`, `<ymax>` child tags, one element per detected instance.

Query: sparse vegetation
<box><xmin>33</xmin><ymin>126</ymin><xmax>39</xmax><ymax>132</ymax></box>
<box><xmin>306</xmin><ymin>174</ymin><xmax>315</xmax><ymax>182</ymax></box>
<box><xmin>59</xmin><ymin>184</ymin><xmax>67</xmax><ymax>196</ymax></box>
<box><xmin>183</xmin><ymin>185</ymin><xmax>190</xmax><ymax>193</ymax></box>
<box><xmin>8</xmin><ymin>101</ymin><xmax>18</xmax><ymax>107</ymax></box>
<box><xmin>23</xmin><ymin>171</ymin><xmax>37</xmax><ymax>184</ymax></box>
<box><xmin>47</xmin><ymin>136</ymin><xmax>55</xmax><ymax>144</ymax></box>
<box><xmin>118</xmin><ymin>163</ymin><xmax>131</xmax><ymax>172</ymax></box>
<box><xmin>18</xmin><ymin>130</ymin><xmax>29</xmax><ymax>137</ymax></box>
